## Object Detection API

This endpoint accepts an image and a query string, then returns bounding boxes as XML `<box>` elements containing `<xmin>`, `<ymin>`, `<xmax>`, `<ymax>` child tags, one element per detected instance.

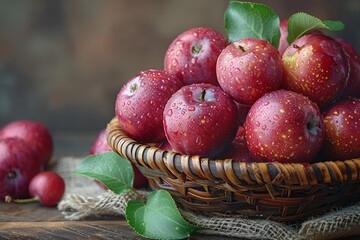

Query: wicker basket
<box><xmin>106</xmin><ymin>117</ymin><xmax>360</xmax><ymax>222</ymax></box>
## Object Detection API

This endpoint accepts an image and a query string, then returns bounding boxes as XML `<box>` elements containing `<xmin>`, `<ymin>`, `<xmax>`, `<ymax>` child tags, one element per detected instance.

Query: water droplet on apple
<box><xmin>167</xmin><ymin>109</ymin><xmax>173</xmax><ymax>116</ymax></box>
<box><xmin>255</xmin><ymin>121</ymin><xmax>260</xmax><ymax>126</ymax></box>
<box><xmin>273</xmin><ymin>115</ymin><xmax>279</xmax><ymax>120</ymax></box>
<box><xmin>262</xmin><ymin>125</ymin><xmax>267</xmax><ymax>130</ymax></box>
<box><xmin>127</xmin><ymin>100</ymin><xmax>131</xmax><ymax>105</ymax></box>
<box><xmin>188</xmin><ymin>106</ymin><xmax>195</xmax><ymax>111</ymax></box>
<box><xmin>172</xmin><ymin>59</ymin><xmax>178</xmax><ymax>66</ymax></box>
<box><xmin>176</xmin><ymin>50</ymin><xmax>183</xmax><ymax>56</ymax></box>
<box><xmin>263</xmin><ymin>101</ymin><xmax>270</xmax><ymax>106</ymax></box>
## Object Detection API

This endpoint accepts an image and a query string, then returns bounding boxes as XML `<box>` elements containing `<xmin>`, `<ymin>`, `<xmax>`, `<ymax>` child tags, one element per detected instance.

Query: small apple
<box><xmin>322</xmin><ymin>98</ymin><xmax>360</xmax><ymax>160</ymax></box>
<box><xmin>115</xmin><ymin>69</ymin><xmax>183</xmax><ymax>143</ymax></box>
<box><xmin>164</xmin><ymin>27</ymin><xmax>228</xmax><ymax>86</ymax></box>
<box><xmin>216</xmin><ymin>38</ymin><xmax>284</xmax><ymax>105</ymax></box>
<box><xmin>163</xmin><ymin>83</ymin><xmax>239</xmax><ymax>158</ymax></box>
<box><xmin>90</xmin><ymin>129</ymin><xmax>148</xmax><ymax>189</ymax></box>
<box><xmin>0</xmin><ymin>120</ymin><xmax>53</xmax><ymax>166</ymax></box>
<box><xmin>0</xmin><ymin>137</ymin><xmax>42</xmax><ymax>200</ymax></box>
<box><xmin>29</xmin><ymin>171</ymin><xmax>65</xmax><ymax>207</ymax></box>
<box><xmin>245</xmin><ymin>89</ymin><xmax>325</xmax><ymax>163</ymax></box>
<box><xmin>282</xmin><ymin>34</ymin><xmax>350</xmax><ymax>107</ymax></box>
<box><xmin>336</xmin><ymin>38</ymin><xmax>360</xmax><ymax>99</ymax></box>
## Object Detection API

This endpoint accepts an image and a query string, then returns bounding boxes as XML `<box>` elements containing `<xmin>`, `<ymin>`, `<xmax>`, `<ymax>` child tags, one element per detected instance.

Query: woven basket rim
<box><xmin>106</xmin><ymin>117</ymin><xmax>360</xmax><ymax>187</ymax></box>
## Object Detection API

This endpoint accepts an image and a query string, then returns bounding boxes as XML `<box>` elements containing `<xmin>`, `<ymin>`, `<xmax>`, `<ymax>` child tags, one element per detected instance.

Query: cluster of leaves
<box><xmin>225</xmin><ymin>1</ymin><xmax>344</xmax><ymax>48</ymax></box>
<box><xmin>74</xmin><ymin>1</ymin><xmax>345</xmax><ymax>239</ymax></box>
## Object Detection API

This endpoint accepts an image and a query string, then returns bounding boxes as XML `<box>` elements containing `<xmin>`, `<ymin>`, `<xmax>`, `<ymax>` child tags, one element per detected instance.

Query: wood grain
<box><xmin>0</xmin><ymin>202</ymin><xmax>233</xmax><ymax>239</ymax></box>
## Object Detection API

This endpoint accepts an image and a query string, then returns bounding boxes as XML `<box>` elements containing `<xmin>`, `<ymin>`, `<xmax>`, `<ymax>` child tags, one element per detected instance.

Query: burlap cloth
<box><xmin>53</xmin><ymin>156</ymin><xmax>360</xmax><ymax>240</ymax></box>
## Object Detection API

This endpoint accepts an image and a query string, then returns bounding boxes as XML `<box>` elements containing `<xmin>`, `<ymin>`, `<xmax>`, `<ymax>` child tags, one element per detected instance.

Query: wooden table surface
<box><xmin>0</xmin><ymin>201</ymin><xmax>239</xmax><ymax>239</ymax></box>
<box><xmin>0</xmin><ymin>132</ymin><xmax>236</xmax><ymax>240</ymax></box>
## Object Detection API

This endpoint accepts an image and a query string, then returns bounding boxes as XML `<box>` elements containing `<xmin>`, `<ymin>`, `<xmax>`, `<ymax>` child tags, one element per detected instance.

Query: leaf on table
<box><xmin>287</xmin><ymin>12</ymin><xmax>344</xmax><ymax>44</ymax></box>
<box><xmin>73</xmin><ymin>152</ymin><xmax>134</xmax><ymax>194</ymax></box>
<box><xmin>224</xmin><ymin>1</ymin><xmax>280</xmax><ymax>48</ymax></box>
<box><xmin>126</xmin><ymin>189</ymin><xmax>201</xmax><ymax>239</ymax></box>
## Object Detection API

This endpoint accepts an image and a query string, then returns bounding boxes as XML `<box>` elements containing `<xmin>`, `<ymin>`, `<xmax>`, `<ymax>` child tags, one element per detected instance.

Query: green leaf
<box><xmin>224</xmin><ymin>1</ymin><xmax>280</xmax><ymax>48</ymax></box>
<box><xmin>73</xmin><ymin>152</ymin><xmax>133</xmax><ymax>194</ymax></box>
<box><xmin>287</xmin><ymin>12</ymin><xmax>345</xmax><ymax>44</ymax></box>
<box><xmin>126</xmin><ymin>190</ymin><xmax>201</xmax><ymax>239</ymax></box>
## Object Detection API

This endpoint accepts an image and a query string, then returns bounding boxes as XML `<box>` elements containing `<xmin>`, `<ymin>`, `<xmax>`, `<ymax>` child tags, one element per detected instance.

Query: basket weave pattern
<box><xmin>107</xmin><ymin>117</ymin><xmax>360</xmax><ymax>221</ymax></box>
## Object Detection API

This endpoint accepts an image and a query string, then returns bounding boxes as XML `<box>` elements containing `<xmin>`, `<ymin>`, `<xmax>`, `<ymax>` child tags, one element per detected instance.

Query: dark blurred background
<box><xmin>1</xmin><ymin>0</ymin><xmax>359</xmax><ymax>155</ymax></box>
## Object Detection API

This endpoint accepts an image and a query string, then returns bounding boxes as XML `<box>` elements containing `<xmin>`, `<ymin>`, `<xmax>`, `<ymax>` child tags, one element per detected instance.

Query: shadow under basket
<box><xmin>106</xmin><ymin>117</ymin><xmax>360</xmax><ymax>222</ymax></box>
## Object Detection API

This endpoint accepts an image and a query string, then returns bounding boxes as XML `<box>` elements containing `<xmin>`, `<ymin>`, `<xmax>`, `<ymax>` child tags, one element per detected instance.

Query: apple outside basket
<box><xmin>106</xmin><ymin>117</ymin><xmax>360</xmax><ymax>222</ymax></box>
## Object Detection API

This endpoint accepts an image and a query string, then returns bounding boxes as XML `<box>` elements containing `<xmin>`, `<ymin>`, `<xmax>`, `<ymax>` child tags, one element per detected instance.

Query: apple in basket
<box><xmin>322</xmin><ymin>98</ymin><xmax>360</xmax><ymax>160</ymax></box>
<box><xmin>216</xmin><ymin>38</ymin><xmax>284</xmax><ymax>106</ymax></box>
<box><xmin>282</xmin><ymin>34</ymin><xmax>350</xmax><ymax>107</ymax></box>
<box><xmin>164</xmin><ymin>27</ymin><xmax>228</xmax><ymax>86</ymax></box>
<box><xmin>115</xmin><ymin>69</ymin><xmax>183</xmax><ymax>143</ymax></box>
<box><xmin>245</xmin><ymin>89</ymin><xmax>325</xmax><ymax>163</ymax></box>
<box><xmin>163</xmin><ymin>83</ymin><xmax>239</xmax><ymax>158</ymax></box>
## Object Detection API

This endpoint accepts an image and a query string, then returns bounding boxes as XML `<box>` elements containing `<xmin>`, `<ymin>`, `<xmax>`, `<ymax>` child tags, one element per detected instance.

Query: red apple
<box><xmin>216</xmin><ymin>38</ymin><xmax>284</xmax><ymax>105</ymax></box>
<box><xmin>245</xmin><ymin>89</ymin><xmax>325</xmax><ymax>163</ymax></box>
<box><xmin>336</xmin><ymin>38</ymin><xmax>360</xmax><ymax>99</ymax></box>
<box><xmin>90</xmin><ymin>129</ymin><xmax>148</xmax><ymax>189</ymax></box>
<box><xmin>0</xmin><ymin>120</ymin><xmax>53</xmax><ymax>166</ymax></box>
<box><xmin>164</xmin><ymin>27</ymin><xmax>228</xmax><ymax>86</ymax></box>
<box><xmin>163</xmin><ymin>83</ymin><xmax>239</xmax><ymax>158</ymax></box>
<box><xmin>115</xmin><ymin>69</ymin><xmax>183</xmax><ymax>143</ymax></box>
<box><xmin>322</xmin><ymin>98</ymin><xmax>360</xmax><ymax>160</ymax></box>
<box><xmin>282</xmin><ymin>34</ymin><xmax>350</xmax><ymax>107</ymax></box>
<box><xmin>0</xmin><ymin>137</ymin><xmax>42</xmax><ymax>200</ymax></box>
<box><xmin>29</xmin><ymin>171</ymin><xmax>65</xmax><ymax>207</ymax></box>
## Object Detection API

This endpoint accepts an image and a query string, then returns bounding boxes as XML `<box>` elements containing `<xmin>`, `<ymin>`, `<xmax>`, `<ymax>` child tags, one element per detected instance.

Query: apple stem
<box><xmin>238</xmin><ymin>45</ymin><xmax>246</xmax><ymax>52</ymax></box>
<box><xmin>5</xmin><ymin>195</ymin><xmax>40</xmax><ymax>204</ymax></box>
<box><xmin>191</xmin><ymin>43</ymin><xmax>202</xmax><ymax>54</ymax></box>
<box><xmin>198</xmin><ymin>89</ymin><xmax>206</xmax><ymax>101</ymax></box>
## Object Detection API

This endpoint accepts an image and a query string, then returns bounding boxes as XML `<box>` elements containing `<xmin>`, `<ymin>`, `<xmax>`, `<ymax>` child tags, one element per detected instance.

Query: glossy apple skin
<box><xmin>90</xmin><ymin>129</ymin><xmax>148</xmax><ymax>189</ymax></box>
<box><xmin>29</xmin><ymin>171</ymin><xmax>65</xmax><ymax>207</ymax></box>
<box><xmin>0</xmin><ymin>137</ymin><xmax>42</xmax><ymax>200</ymax></box>
<box><xmin>115</xmin><ymin>69</ymin><xmax>183</xmax><ymax>143</ymax></box>
<box><xmin>336</xmin><ymin>39</ymin><xmax>360</xmax><ymax>99</ymax></box>
<box><xmin>164</xmin><ymin>27</ymin><xmax>228</xmax><ymax>86</ymax></box>
<box><xmin>245</xmin><ymin>90</ymin><xmax>325</xmax><ymax>163</ymax></box>
<box><xmin>322</xmin><ymin>98</ymin><xmax>360</xmax><ymax>160</ymax></box>
<box><xmin>216</xmin><ymin>38</ymin><xmax>284</xmax><ymax>105</ymax></box>
<box><xmin>0</xmin><ymin>120</ymin><xmax>53</xmax><ymax>166</ymax></box>
<box><xmin>282</xmin><ymin>34</ymin><xmax>350</xmax><ymax>107</ymax></box>
<box><xmin>163</xmin><ymin>83</ymin><xmax>239</xmax><ymax>158</ymax></box>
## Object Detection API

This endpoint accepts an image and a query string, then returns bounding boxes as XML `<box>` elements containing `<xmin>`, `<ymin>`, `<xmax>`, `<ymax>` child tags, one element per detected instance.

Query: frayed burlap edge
<box><xmin>58</xmin><ymin>190</ymin><xmax>360</xmax><ymax>240</ymax></box>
